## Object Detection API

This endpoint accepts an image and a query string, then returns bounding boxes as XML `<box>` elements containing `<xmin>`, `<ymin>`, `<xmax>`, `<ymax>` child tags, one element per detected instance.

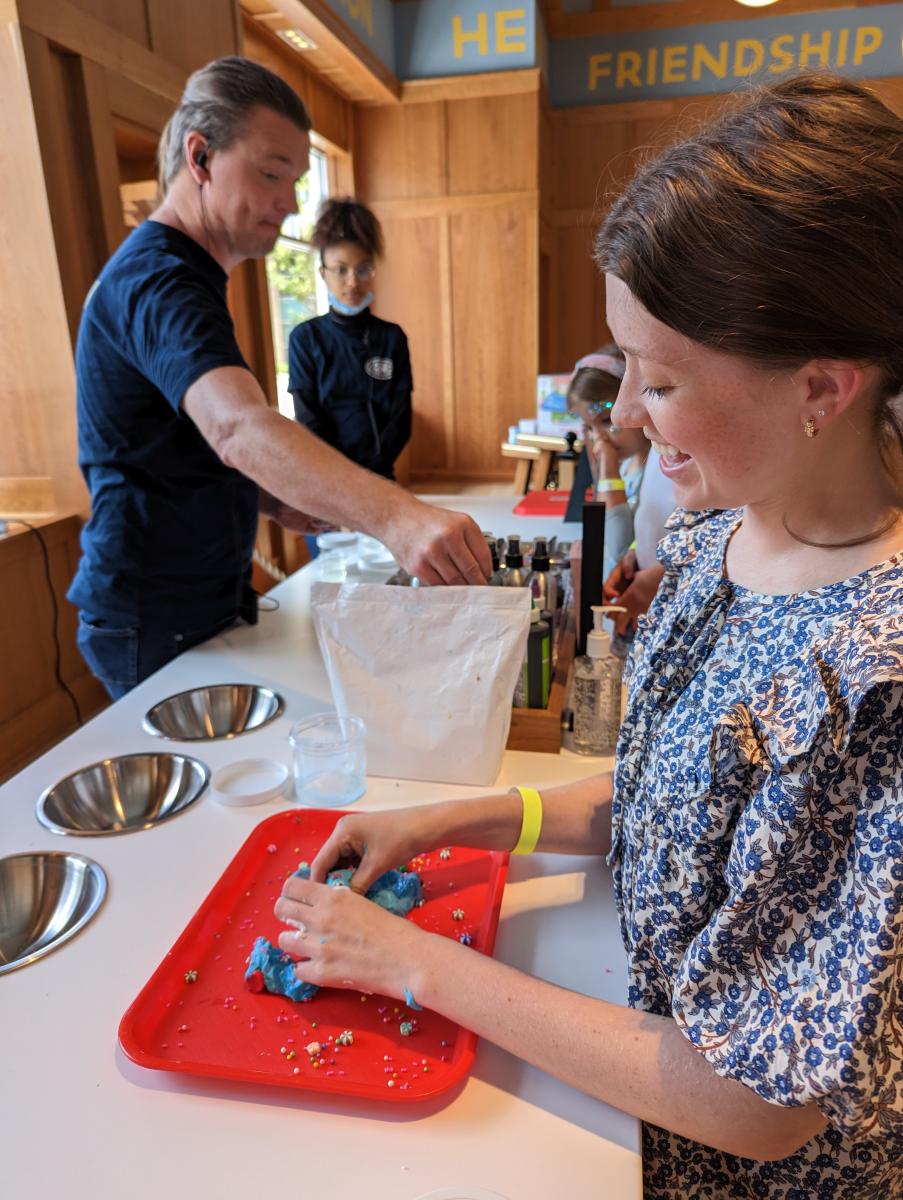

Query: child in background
<box><xmin>568</xmin><ymin>346</ymin><xmax>675</xmax><ymax>588</ymax></box>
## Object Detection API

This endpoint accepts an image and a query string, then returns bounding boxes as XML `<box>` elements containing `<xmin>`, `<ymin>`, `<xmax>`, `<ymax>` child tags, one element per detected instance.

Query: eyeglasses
<box><xmin>322</xmin><ymin>263</ymin><xmax>375</xmax><ymax>282</ymax></box>
<box><xmin>586</xmin><ymin>400</ymin><xmax>615</xmax><ymax>418</ymax></box>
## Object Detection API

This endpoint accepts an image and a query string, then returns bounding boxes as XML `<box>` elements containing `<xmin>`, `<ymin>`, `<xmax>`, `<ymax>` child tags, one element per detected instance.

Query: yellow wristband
<box><xmin>510</xmin><ymin>786</ymin><xmax>543</xmax><ymax>855</ymax></box>
<box><xmin>598</xmin><ymin>477</ymin><xmax>626</xmax><ymax>492</ymax></box>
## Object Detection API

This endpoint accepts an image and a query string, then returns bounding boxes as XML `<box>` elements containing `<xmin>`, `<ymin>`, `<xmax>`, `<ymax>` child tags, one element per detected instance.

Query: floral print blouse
<box><xmin>611</xmin><ymin>508</ymin><xmax>903</xmax><ymax>1199</ymax></box>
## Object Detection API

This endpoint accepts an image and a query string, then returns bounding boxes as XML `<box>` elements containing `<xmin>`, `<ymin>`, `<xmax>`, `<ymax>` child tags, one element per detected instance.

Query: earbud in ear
<box><xmin>195</xmin><ymin>149</ymin><xmax>209</xmax><ymax>172</ymax></box>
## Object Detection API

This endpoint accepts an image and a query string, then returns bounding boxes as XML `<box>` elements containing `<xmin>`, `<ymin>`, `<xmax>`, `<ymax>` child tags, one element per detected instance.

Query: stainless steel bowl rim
<box><xmin>35</xmin><ymin>752</ymin><xmax>210</xmax><ymax>837</ymax></box>
<box><xmin>142</xmin><ymin>683</ymin><xmax>285</xmax><ymax>741</ymax></box>
<box><xmin>0</xmin><ymin>851</ymin><xmax>108</xmax><ymax>975</ymax></box>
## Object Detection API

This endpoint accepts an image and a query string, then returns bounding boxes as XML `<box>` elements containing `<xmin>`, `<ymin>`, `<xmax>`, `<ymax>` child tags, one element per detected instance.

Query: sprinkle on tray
<box><xmin>399</xmin><ymin>1021</ymin><xmax>414</xmax><ymax>1037</ymax></box>
<box><xmin>336</xmin><ymin>1029</ymin><xmax>354</xmax><ymax>1046</ymax></box>
<box><xmin>452</xmin><ymin>908</ymin><xmax>465</xmax><ymax>921</ymax></box>
<box><xmin>458</xmin><ymin>932</ymin><xmax>473</xmax><ymax>946</ymax></box>
<box><xmin>183</xmin><ymin>969</ymin><xmax>198</xmax><ymax>984</ymax></box>
<box><xmin>305</xmin><ymin>1041</ymin><xmax>322</xmax><ymax>1056</ymax></box>
<box><xmin>439</xmin><ymin>848</ymin><xmax>452</xmax><ymax>861</ymax></box>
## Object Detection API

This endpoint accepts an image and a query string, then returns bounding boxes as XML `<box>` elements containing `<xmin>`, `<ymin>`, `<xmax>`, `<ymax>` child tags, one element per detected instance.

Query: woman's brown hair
<box><xmin>312</xmin><ymin>198</ymin><xmax>384</xmax><ymax>260</ymax></box>
<box><xmin>595</xmin><ymin>73</ymin><xmax>903</xmax><ymax>476</ymax></box>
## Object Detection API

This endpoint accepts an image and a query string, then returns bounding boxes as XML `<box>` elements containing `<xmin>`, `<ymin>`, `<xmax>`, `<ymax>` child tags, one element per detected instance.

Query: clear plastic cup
<box><xmin>314</xmin><ymin>532</ymin><xmax>357</xmax><ymax>581</ymax></box>
<box><xmin>315</xmin><ymin>550</ymin><xmax>348</xmax><ymax>582</ymax></box>
<box><xmin>288</xmin><ymin>712</ymin><xmax>366</xmax><ymax>808</ymax></box>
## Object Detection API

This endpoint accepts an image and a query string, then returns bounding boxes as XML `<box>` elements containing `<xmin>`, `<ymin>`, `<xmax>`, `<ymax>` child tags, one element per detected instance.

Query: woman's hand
<box><xmin>309</xmin><ymin>808</ymin><xmax>442</xmax><ymax>895</ymax></box>
<box><xmin>604</xmin><ymin>548</ymin><xmax>638</xmax><ymax>602</ymax></box>
<box><xmin>591</xmin><ymin>431</ymin><xmax>623</xmax><ymax>480</ymax></box>
<box><xmin>604</xmin><ymin>556</ymin><xmax>665</xmax><ymax>633</ymax></box>
<box><xmin>274</xmin><ymin>873</ymin><xmax>431</xmax><ymax>1001</ymax></box>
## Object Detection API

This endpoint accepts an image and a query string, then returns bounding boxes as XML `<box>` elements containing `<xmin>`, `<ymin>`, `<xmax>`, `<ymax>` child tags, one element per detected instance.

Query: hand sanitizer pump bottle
<box><xmin>572</xmin><ymin>604</ymin><xmax>627</xmax><ymax>756</ymax></box>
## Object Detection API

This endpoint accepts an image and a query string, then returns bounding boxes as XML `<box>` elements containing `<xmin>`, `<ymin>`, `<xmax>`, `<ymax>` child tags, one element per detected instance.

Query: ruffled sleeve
<box><xmin>623</xmin><ymin>508</ymin><xmax>739</xmax><ymax>687</ymax></box>
<box><xmin>670</xmin><ymin>613</ymin><xmax>903</xmax><ymax>1141</ymax></box>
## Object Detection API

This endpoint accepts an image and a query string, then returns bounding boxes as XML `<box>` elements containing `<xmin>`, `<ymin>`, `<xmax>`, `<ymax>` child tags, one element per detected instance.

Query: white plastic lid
<box><xmin>210</xmin><ymin>758</ymin><xmax>289</xmax><ymax>807</ymax></box>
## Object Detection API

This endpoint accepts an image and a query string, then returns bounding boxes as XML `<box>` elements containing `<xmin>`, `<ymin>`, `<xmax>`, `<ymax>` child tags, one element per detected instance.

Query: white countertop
<box><xmin>0</xmin><ymin>495</ymin><xmax>640</xmax><ymax>1200</ymax></box>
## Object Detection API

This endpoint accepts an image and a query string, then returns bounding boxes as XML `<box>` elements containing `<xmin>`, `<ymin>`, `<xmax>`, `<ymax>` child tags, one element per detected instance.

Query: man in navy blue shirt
<box><xmin>70</xmin><ymin>57</ymin><xmax>489</xmax><ymax>697</ymax></box>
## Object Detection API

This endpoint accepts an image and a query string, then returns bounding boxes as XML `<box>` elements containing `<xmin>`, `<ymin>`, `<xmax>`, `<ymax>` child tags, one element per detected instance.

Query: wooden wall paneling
<box><xmin>16</xmin><ymin>0</ymin><xmax>184</xmax><ymax>102</ymax></box>
<box><xmin>552</xmin><ymin>222</ymin><xmax>606</xmax><ymax>372</ymax></box>
<box><xmin>438</xmin><ymin>213</ymin><xmax>458</xmax><ymax>474</ymax></box>
<box><xmin>446</xmin><ymin>91</ymin><xmax>538</xmax><ymax>196</ymax></box>
<box><xmin>145</xmin><ymin>0</ymin><xmax>240</xmax><ymax>76</ymax></box>
<box><xmin>228</xmin><ymin>258</ymin><xmax>279</xmax><ymax>405</ymax></box>
<box><xmin>541</xmin><ymin>93</ymin><xmax>733</xmax><ymax>373</ymax></box>
<box><xmin>353</xmin><ymin>102</ymin><xmax>447</xmax><ymax>201</ymax></box>
<box><xmin>449</xmin><ymin>199</ymin><xmax>539</xmax><ymax>477</ymax></box>
<box><xmin>0</xmin><ymin>478</ymin><xmax>55</xmax><ymax>514</ymax></box>
<box><xmin>62</xmin><ymin>0</ymin><xmax>150</xmax><ymax>46</ymax></box>
<box><xmin>0</xmin><ymin>21</ymin><xmax>87</xmax><ymax>516</ymax></box>
<box><xmin>251</xmin><ymin>0</ymin><xmax>400</xmax><ymax>105</ymax></box>
<box><xmin>20</xmin><ymin>32</ymin><xmax>128</xmax><ymax>344</ymax></box>
<box><xmin>0</xmin><ymin>517</ymin><xmax>108</xmax><ymax>784</ymax></box>
<box><xmin>79</xmin><ymin>58</ymin><xmax>131</xmax><ymax>255</ymax></box>
<box><xmin>371</xmin><ymin>213</ymin><xmax>450</xmax><ymax>472</ymax></box>
<box><xmin>242</xmin><ymin>17</ymin><xmax>353</xmax><ymax>152</ymax></box>
<box><xmin>106</xmin><ymin>69</ymin><xmax>176</xmax><ymax>137</ymax></box>
<box><xmin>325</xmin><ymin>137</ymin><xmax>355</xmax><ymax>196</ymax></box>
<box><xmin>400</xmin><ymin>68</ymin><xmax>541</xmax><ymax>106</ymax></box>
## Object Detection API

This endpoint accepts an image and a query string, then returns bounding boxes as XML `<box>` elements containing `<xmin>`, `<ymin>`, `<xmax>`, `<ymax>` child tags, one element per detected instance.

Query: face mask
<box><xmin>328</xmin><ymin>290</ymin><xmax>373</xmax><ymax>317</ymax></box>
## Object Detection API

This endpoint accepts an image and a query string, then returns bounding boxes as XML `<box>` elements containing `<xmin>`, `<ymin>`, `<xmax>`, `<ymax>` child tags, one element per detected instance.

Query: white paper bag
<box><xmin>311</xmin><ymin>582</ymin><xmax>531</xmax><ymax>786</ymax></box>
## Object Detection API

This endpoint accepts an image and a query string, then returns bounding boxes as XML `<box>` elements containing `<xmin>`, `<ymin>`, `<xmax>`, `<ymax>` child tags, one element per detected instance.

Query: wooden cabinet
<box><xmin>0</xmin><ymin>517</ymin><xmax>108</xmax><ymax>784</ymax></box>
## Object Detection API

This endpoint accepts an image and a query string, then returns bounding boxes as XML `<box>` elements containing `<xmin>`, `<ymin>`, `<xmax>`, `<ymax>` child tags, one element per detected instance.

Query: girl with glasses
<box><xmin>288</xmin><ymin>198</ymin><xmax>412</xmax><ymax>481</ymax></box>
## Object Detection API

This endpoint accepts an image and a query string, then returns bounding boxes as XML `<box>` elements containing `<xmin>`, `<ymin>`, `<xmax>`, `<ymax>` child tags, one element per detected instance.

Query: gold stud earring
<box><xmin>804</xmin><ymin>417</ymin><xmax>818</xmax><ymax>439</ymax></box>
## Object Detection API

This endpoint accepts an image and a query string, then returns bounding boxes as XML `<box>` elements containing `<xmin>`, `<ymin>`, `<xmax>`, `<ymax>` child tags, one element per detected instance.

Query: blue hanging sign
<box><xmin>321</xmin><ymin>0</ymin><xmax>397</xmax><ymax>73</ymax></box>
<box><xmin>395</xmin><ymin>0</ymin><xmax>537</xmax><ymax>78</ymax></box>
<box><xmin>549</xmin><ymin>4</ymin><xmax>903</xmax><ymax>106</ymax></box>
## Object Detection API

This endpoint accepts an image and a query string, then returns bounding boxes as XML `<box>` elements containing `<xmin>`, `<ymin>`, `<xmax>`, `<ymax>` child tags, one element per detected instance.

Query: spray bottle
<box><xmin>502</xmin><ymin>534</ymin><xmax>528</xmax><ymax>588</ymax></box>
<box><xmin>526</xmin><ymin>536</ymin><xmax>557</xmax><ymax>614</ymax></box>
<box><xmin>484</xmin><ymin>533</ymin><xmax>507</xmax><ymax>586</ymax></box>
<box><xmin>572</xmin><ymin>604</ymin><xmax>627</xmax><ymax>756</ymax></box>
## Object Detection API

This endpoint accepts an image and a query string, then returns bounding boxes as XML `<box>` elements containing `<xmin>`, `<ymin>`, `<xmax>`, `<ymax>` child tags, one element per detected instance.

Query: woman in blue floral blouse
<box><xmin>273</xmin><ymin>73</ymin><xmax>903</xmax><ymax>1199</ymax></box>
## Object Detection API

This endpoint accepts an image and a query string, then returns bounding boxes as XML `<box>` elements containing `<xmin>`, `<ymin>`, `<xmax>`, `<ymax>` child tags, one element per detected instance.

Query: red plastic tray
<box><xmin>119</xmin><ymin>809</ymin><xmax>508</xmax><ymax>1103</ymax></box>
<box><xmin>512</xmin><ymin>489</ymin><xmax>590</xmax><ymax>516</ymax></box>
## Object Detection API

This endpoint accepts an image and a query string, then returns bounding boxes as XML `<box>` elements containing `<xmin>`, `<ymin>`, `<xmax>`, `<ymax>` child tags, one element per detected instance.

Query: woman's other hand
<box><xmin>308</xmin><ymin>808</ymin><xmax>438</xmax><ymax>895</ymax></box>
<box><xmin>604</xmin><ymin>548</ymin><xmax>638</xmax><ymax>602</ymax></box>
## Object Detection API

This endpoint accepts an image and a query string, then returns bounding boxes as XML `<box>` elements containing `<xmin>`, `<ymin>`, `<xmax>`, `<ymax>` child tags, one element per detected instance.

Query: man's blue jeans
<box><xmin>76</xmin><ymin>614</ymin><xmax>234</xmax><ymax>699</ymax></box>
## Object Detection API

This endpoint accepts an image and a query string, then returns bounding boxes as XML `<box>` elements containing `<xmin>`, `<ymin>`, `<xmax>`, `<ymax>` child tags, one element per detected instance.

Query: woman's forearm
<box><xmin>411</xmin><ymin>773</ymin><xmax>613</xmax><ymax>859</ymax></box>
<box><xmin>412</xmin><ymin>938</ymin><xmax>827</xmax><ymax>1162</ymax></box>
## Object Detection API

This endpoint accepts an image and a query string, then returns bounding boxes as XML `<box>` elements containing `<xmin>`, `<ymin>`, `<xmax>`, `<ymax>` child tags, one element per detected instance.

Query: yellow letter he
<box><xmin>453</xmin><ymin>12</ymin><xmax>489</xmax><ymax>58</ymax></box>
<box><xmin>496</xmin><ymin>9</ymin><xmax>527</xmax><ymax>53</ymax></box>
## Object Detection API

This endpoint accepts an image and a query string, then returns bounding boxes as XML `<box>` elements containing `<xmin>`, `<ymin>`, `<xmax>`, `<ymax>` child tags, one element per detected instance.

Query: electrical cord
<box><xmin>2</xmin><ymin>518</ymin><xmax>84</xmax><ymax>726</ymax></box>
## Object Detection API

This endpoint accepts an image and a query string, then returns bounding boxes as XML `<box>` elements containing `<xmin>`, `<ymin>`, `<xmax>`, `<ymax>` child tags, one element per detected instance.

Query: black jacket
<box><xmin>288</xmin><ymin>308</ymin><xmax>413</xmax><ymax>479</ymax></box>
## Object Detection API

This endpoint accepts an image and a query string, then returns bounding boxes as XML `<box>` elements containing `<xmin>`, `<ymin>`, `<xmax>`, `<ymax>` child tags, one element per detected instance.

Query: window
<box><xmin>266</xmin><ymin>147</ymin><xmax>329</xmax><ymax>417</ymax></box>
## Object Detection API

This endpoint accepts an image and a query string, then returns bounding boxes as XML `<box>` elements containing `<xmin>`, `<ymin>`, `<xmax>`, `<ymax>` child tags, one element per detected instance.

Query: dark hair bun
<box><xmin>312</xmin><ymin>198</ymin><xmax>384</xmax><ymax>259</ymax></box>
